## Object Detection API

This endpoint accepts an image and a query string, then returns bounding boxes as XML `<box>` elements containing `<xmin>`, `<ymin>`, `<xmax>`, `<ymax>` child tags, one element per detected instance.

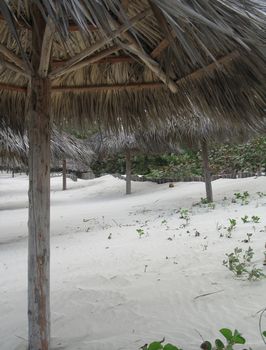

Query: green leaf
<box><xmin>263</xmin><ymin>331</ymin><xmax>266</xmax><ymax>337</ymax></box>
<box><xmin>234</xmin><ymin>334</ymin><xmax>246</xmax><ymax>344</ymax></box>
<box><xmin>200</xmin><ymin>341</ymin><xmax>212</xmax><ymax>350</ymax></box>
<box><xmin>233</xmin><ymin>330</ymin><xmax>245</xmax><ymax>344</ymax></box>
<box><xmin>215</xmin><ymin>338</ymin><xmax>225</xmax><ymax>349</ymax></box>
<box><xmin>220</xmin><ymin>328</ymin><xmax>233</xmax><ymax>341</ymax></box>
<box><xmin>164</xmin><ymin>344</ymin><xmax>180</xmax><ymax>350</ymax></box>
<box><xmin>148</xmin><ymin>342</ymin><xmax>164</xmax><ymax>350</ymax></box>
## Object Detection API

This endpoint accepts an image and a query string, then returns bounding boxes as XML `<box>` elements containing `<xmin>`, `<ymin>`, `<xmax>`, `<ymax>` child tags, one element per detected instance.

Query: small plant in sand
<box><xmin>233</xmin><ymin>191</ymin><xmax>250</xmax><ymax>205</ymax></box>
<box><xmin>251</xmin><ymin>215</ymin><xmax>260</xmax><ymax>223</ymax></box>
<box><xmin>241</xmin><ymin>215</ymin><xmax>260</xmax><ymax>224</ymax></box>
<box><xmin>257</xmin><ymin>191</ymin><xmax>266</xmax><ymax>198</ymax></box>
<box><xmin>242</xmin><ymin>233</ymin><xmax>252</xmax><ymax>243</ymax></box>
<box><xmin>200</xmin><ymin>197</ymin><xmax>209</xmax><ymax>205</ymax></box>
<box><xmin>226</xmin><ymin>218</ymin><xmax>237</xmax><ymax>238</ymax></box>
<box><xmin>136</xmin><ymin>228</ymin><xmax>145</xmax><ymax>238</ymax></box>
<box><xmin>179</xmin><ymin>208</ymin><xmax>190</xmax><ymax>226</ymax></box>
<box><xmin>143</xmin><ymin>328</ymin><xmax>258</xmax><ymax>350</ymax></box>
<box><xmin>201</xmin><ymin>328</ymin><xmax>246</xmax><ymax>350</ymax></box>
<box><xmin>141</xmin><ymin>338</ymin><xmax>180</xmax><ymax>350</ymax></box>
<box><xmin>241</xmin><ymin>215</ymin><xmax>250</xmax><ymax>223</ymax></box>
<box><xmin>195</xmin><ymin>198</ymin><xmax>215</xmax><ymax>210</ymax></box>
<box><xmin>223</xmin><ymin>246</ymin><xmax>265</xmax><ymax>280</ymax></box>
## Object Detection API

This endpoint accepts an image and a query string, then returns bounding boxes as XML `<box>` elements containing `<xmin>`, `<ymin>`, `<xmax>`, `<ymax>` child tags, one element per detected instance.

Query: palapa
<box><xmin>0</xmin><ymin>122</ymin><xmax>94</xmax><ymax>189</ymax></box>
<box><xmin>88</xmin><ymin>130</ymin><xmax>181</xmax><ymax>194</ymax></box>
<box><xmin>0</xmin><ymin>122</ymin><xmax>94</xmax><ymax>166</ymax></box>
<box><xmin>0</xmin><ymin>1</ymin><xmax>265</xmax><ymax>349</ymax></box>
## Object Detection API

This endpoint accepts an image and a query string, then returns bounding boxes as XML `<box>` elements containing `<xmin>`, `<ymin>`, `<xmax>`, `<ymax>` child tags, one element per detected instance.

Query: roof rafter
<box><xmin>49</xmin><ymin>8</ymin><xmax>151</xmax><ymax>79</ymax></box>
<box><xmin>51</xmin><ymin>45</ymin><xmax>121</xmax><ymax>76</ymax></box>
<box><xmin>148</xmin><ymin>2</ymin><xmax>179</xmax><ymax>59</ymax></box>
<box><xmin>109</xmin><ymin>15</ymin><xmax>178</xmax><ymax>93</ymax></box>
<box><xmin>0</xmin><ymin>43</ymin><xmax>29</xmax><ymax>73</ymax></box>
<box><xmin>0</xmin><ymin>57</ymin><xmax>29</xmax><ymax>77</ymax></box>
<box><xmin>38</xmin><ymin>17</ymin><xmax>55</xmax><ymax>77</ymax></box>
<box><xmin>0</xmin><ymin>51</ymin><xmax>241</xmax><ymax>94</ymax></box>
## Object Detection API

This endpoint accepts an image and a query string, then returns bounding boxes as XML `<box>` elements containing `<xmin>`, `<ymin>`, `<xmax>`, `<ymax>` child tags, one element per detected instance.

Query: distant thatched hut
<box><xmin>88</xmin><ymin>130</ymin><xmax>180</xmax><ymax>194</ymax></box>
<box><xmin>0</xmin><ymin>122</ymin><xmax>94</xmax><ymax>189</ymax></box>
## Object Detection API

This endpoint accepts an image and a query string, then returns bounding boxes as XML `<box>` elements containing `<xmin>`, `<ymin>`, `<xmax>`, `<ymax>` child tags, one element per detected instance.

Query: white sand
<box><xmin>0</xmin><ymin>173</ymin><xmax>265</xmax><ymax>350</ymax></box>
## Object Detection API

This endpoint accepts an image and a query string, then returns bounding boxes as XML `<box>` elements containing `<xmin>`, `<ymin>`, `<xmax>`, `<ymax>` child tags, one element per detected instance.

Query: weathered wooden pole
<box><xmin>201</xmin><ymin>139</ymin><xmax>213</xmax><ymax>202</ymax></box>
<box><xmin>125</xmin><ymin>150</ymin><xmax>132</xmax><ymax>195</ymax></box>
<box><xmin>28</xmin><ymin>5</ymin><xmax>53</xmax><ymax>350</ymax></box>
<box><xmin>62</xmin><ymin>158</ymin><xmax>67</xmax><ymax>191</ymax></box>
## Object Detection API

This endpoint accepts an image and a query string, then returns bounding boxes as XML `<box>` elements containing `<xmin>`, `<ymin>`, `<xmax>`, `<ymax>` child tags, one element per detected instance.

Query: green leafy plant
<box><xmin>241</xmin><ymin>215</ymin><xmax>250</xmax><ymax>224</ymax></box>
<box><xmin>200</xmin><ymin>197</ymin><xmax>209</xmax><ymax>205</ymax></box>
<box><xmin>226</xmin><ymin>219</ymin><xmax>237</xmax><ymax>238</ymax></box>
<box><xmin>223</xmin><ymin>247</ymin><xmax>265</xmax><ymax>280</ymax></box>
<box><xmin>141</xmin><ymin>338</ymin><xmax>181</xmax><ymax>350</ymax></box>
<box><xmin>257</xmin><ymin>191</ymin><xmax>266</xmax><ymax>198</ymax></box>
<box><xmin>242</xmin><ymin>233</ymin><xmax>252</xmax><ymax>243</ymax></box>
<box><xmin>136</xmin><ymin>228</ymin><xmax>145</xmax><ymax>238</ymax></box>
<box><xmin>234</xmin><ymin>191</ymin><xmax>250</xmax><ymax>205</ymax></box>
<box><xmin>201</xmin><ymin>328</ymin><xmax>245</xmax><ymax>350</ymax></box>
<box><xmin>251</xmin><ymin>215</ymin><xmax>260</xmax><ymax>223</ymax></box>
<box><xmin>179</xmin><ymin>208</ymin><xmax>190</xmax><ymax>226</ymax></box>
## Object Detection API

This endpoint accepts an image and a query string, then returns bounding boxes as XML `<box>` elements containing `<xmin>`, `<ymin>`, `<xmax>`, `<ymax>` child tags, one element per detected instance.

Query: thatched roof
<box><xmin>88</xmin><ymin>130</ymin><xmax>181</xmax><ymax>158</ymax></box>
<box><xmin>0</xmin><ymin>1</ymin><xmax>265</xmax><ymax>133</ymax></box>
<box><xmin>0</xmin><ymin>121</ymin><xmax>94</xmax><ymax>168</ymax></box>
<box><xmin>0</xmin><ymin>121</ymin><xmax>27</xmax><ymax>166</ymax></box>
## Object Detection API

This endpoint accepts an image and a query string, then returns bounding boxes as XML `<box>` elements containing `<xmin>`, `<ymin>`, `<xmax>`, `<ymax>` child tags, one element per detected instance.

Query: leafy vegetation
<box><xmin>143</xmin><ymin>327</ymin><xmax>266</xmax><ymax>350</ymax></box>
<box><xmin>136</xmin><ymin>228</ymin><xmax>145</xmax><ymax>238</ymax></box>
<box><xmin>233</xmin><ymin>192</ymin><xmax>250</xmax><ymax>205</ymax></box>
<box><xmin>91</xmin><ymin>137</ymin><xmax>266</xmax><ymax>179</ymax></box>
<box><xmin>223</xmin><ymin>247</ymin><xmax>265</xmax><ymax>280</ymax></box>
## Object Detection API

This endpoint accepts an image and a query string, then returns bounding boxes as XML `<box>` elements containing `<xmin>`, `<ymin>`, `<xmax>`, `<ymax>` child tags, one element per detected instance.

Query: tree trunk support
<box><xmin>62</xmin><ymin>159</ymin><xmax>67</xmax><ymax>191</ymax></box>
<box><xmin>201</xmin><ymin>140</ymin><xmax>213</xmax><ymax>203</ymax></box>
<box><xmin>126</xmin><ymin>151</ymin><xmax>132</xmax><ymax>195</ymax></box>
<box><xmin>28</xmin><ymin>5</ymin><xmax>51</xmax><ymax>350</ymax></box>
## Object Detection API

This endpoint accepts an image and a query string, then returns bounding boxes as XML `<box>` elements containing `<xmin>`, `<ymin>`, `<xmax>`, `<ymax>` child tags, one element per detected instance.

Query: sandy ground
<box><xmin>0</xmin><ymin>173</ymin><xmax>266</xmax><ymax>350</ymax></box>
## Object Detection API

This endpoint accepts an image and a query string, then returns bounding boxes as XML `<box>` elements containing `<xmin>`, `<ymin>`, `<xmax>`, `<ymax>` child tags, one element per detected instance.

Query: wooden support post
<box><xmin>28</xmin><ymin>5</ymin><xmax>52</xmax><ymax>350</ymax></box>
<box><xmin>201</xmin><ymin>140</ymin><xmax>213</xmax><ymax>203</ymax></box>
<box><xmin>62</xmin><ymin>159</ymin><xmax>67</xmax><ymax>191</ymax></box>
<box><xmin>125</xmin><ymin>151</ymin><xmax>132</xmax><ymax>195</ymax></box>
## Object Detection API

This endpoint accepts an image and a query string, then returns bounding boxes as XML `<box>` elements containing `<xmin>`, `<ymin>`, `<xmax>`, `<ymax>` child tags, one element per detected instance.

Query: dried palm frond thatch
<box><xmin>0</xmin><ymin>0</ymin><xmax>265</xmax><ymax>132</ymax></box>
<box><xmin>0</xmin><ymin>121</ymin><xmax>94</xmax><ymax>168</ymax></box>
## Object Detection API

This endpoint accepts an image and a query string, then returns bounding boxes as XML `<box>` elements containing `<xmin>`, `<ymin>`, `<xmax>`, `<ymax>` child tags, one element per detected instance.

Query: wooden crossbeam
<box><xmin>52</xmin><ymin>82</ymin><xmax>163</xmax><ymax>93</ymax></box>
<box><xmin>0</xmin><ymin>58</ymin><xmax>29</xmax><ymax>77</ymax></box>
<box><xmin>0</xmin><ymin>82</ymin><xmax>27</xmax><ymax>93</ymax></box>
<box><xmin>52</xmin><ymin>51</ymin><xmax>239</xmax><ymax>93</ymax></box>
<box><xmin>151</xmin><ymin>37</ymin><xmax>170</xmax><ymax>58</ymax></box>
<box><xmin>109</xmin><ymin>15</ymin><xmax>178</xmax><ymax>93</ymax></box>
<box><xmin>49</xmin><ymin>9</ymin><xmax>151</xmax><ymax>79</ymax></box>
<box><xmin>0</xmin><ymin>51</ymin><xmax>239</xmax><ymax>94</ymax></box>
<box><xmin>51</xmin><ymin>45</ymin><xmax>121</xmax><ymax>76</ymax></box>
<box><xmin>0</xmin><ymin>43</ymin><xmax>29</xmax><ymax>73</ymax></box>
<box><xmin>0</xmin><ymin>14</ymin><xmax>31</xmax><ymax>30</ymax></box>
<box><xmin>149</xmin><ymin>2</ymin><xmax>179</xmax><ymax>59</ymax></box>
<box><xmin>52</xmin><ymin>55</ymin><xmax>134</xmax><ymax>68</ymax></box>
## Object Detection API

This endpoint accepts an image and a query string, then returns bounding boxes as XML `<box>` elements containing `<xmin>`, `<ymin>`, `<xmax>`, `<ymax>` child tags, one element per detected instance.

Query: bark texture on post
<box><xmin>201</xmin><ymin>140</ymin><xmax>213</xmax><ymax>203</ymax></box>
<box><xmin>125</xmin><ymin>150</ymin><xmax>132</xmax><ymax>195</ymax></box>
<box><xmin>28</xmin><ymin>5</ymin><xmax>51</xmax><ymax>350</ymax></box>
<box><xmin>62</xmin><ymin>159</ymin><xmax>67</xmax><ymax>191</ymax></box>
